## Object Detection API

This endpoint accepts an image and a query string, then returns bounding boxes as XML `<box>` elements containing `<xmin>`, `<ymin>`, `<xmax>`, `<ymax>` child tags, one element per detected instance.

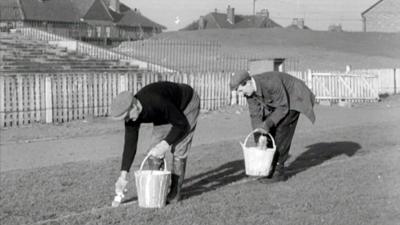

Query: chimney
<box><xmin>109</xmin><ymin>0</ymin><xmax>120</xmax><ymax>13</ymax></box>
<box><xmin>297</xmin><ymin>18</ymin><xmax>304</xmax><ymax>29</ymax></box>
<box><xmin>199</xmin><ymin>16</ymin><xmax>205</xmax><ymax>30</ymax></box>
<box><xmin>256</xmin><ymin>9</ymin><xmax>269</xmax><ymax>18</ymax></box>
<box><xmin>227</xmin><ymin>5</ymin><xmax>235</xmax><ymax>24</ymax></box>
<box><xmin>292</xmin><ymin>18</ymin><xmax>298</xmax><ymax>26</ymax></box>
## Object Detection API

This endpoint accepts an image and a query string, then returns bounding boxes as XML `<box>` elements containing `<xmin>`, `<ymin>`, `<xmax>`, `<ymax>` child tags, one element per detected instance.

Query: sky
<box><xmin>121</xmin><ymin>0</ymin><xmax>379</xmax><ymax>32</ymax></box>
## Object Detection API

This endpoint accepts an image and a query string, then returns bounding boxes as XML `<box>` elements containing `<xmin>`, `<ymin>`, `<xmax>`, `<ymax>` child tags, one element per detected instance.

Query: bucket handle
<box><xmin>139</xmin><ymin>154</ymin><xmax>168</xmax><ymax>172</ymax></box>
<box><xmin>240</xmin><ymin>128</ymin><xmax>276</xmax><ymax>150</ymax></box>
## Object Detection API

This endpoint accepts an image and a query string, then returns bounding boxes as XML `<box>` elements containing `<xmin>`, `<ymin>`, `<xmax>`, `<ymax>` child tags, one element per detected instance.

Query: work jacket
<box><xmin>247</xmin><ymin>71</ymin><xmax>316</xmax><ymax>130</ymax></box>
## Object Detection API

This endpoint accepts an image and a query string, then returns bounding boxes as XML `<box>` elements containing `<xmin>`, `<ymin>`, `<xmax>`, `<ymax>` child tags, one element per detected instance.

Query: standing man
<box><xmin>230</xmin><ymin>70</ymin><xmax>316</xmax><ymax>182</ymax></box>
<box><xmin>110</xmin><ymin>81</ymin><xmax>200</xmax><ymax>206</ymax></box>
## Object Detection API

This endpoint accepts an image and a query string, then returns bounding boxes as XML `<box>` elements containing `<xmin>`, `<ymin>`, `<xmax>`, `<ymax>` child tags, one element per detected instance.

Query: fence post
<box><xmin>0</xmin><ymin>76</ymin><xmax>4</xmax><ymax>127</ymax></box>
<box><xmin>45</xmin><ymin>76</ymin><xmax>53</xmax><ymax>123</ymax></box>
<box><xmin>231</xmin><ymin>90</ymin><xmax>237</xmax><ymax>105</ymax></box>
<box><xmin>35</xmin><ymin>75</ymin><xmax>41</xmax><ymax>122</ymax></box>
<box><xmin>307</xmin><ymin>69</ymin><xmax>313</xmax><ymax>89</ymax></box>
<box><xmin>119</xmin><ymin>74</ymin><xmax>128</xmax><ymax>92</ymax></box>
<box><xmin>17</xmin><ymin>75</ymin><xmax>23</xmax><ymax>126</ymax></box>
<box><xmin>394</xmin><ymin>68</ymin><xmax>397</xmax><ymax>94</ymax></box>
<box><xmin>29</xmin><ymin>75</ymin><xmax>35</xmax><ymax>124</ymax></box>
<box><xmin>345</xmin><ymin>65</ymin><xmax>352</xmax><ymax>73</ymax></box>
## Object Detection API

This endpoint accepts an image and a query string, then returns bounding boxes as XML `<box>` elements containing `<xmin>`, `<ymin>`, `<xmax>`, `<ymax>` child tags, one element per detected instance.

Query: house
<box><xmin>0</xmin><ymin>0</ymin><xmax>166</xmax><ymax>43</ymax></box>
<box><xmin>181</xmin><ymin>6</ymin><xmax>281</xmax><ymax>31</ymax></box>
<box><xmin>0</xmin><ymin>0</ymin><xmax>79</xmax><ymax>32</ymax></box>
<box><xmin>361</xmin><ymin>0</ymin><xmax>400</xmax><ymax>33</ymax></box>
<box><xmin>328</xmin><ymin>24</ymin><xmax>343</xmax><ymax>32</ymax></box>
<box><xmin>286</xmin><ymin>18</ymin><xmax>311</xmax><ymax>30</ymax></box>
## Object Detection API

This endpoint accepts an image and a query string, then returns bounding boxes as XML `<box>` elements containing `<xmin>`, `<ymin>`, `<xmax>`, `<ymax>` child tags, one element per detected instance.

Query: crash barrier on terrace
<box><xmin>18</xmin><ymin>27</ymin><xmax>152</xmax><ymax>69</ymax></box>
<box><xmin>0</xmin><ymin>32</ymin><xmax>138</xmax><ymax>72</ymax></box>
<box><xmin>115</xmin><ymin>40</ymin><xmax>301</xmax><ymax>73</ymax></box>
<box><xmin>17</xmin><ymin>27</ymin><xmax>300</xmax><ymax>73</ymax></box>
<box><xmin>0</xmin><ymin>71</ymin><xmax>231</xmax><ymax>128</ymax></box>
<box><xmin>18</xmin><ymin>27</ymin><xmax>125</xmax><ymax>60</ymax></box>
<box><xmin>116</xmin><ymin>40</ymin><xmax>244</xmax><ymax>73</ymax></box>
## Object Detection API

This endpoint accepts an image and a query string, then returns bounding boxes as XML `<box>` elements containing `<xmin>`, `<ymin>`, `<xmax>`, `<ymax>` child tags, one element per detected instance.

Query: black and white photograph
<box><xmin>1</xmin><ymin>0</ymin><xmax>399</xmax><ymax>224</ymax></box>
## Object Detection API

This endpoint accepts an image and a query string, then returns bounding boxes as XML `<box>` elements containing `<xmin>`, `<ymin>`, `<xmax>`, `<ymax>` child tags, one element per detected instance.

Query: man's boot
<box><xmin>147</xmin><ymin>156</ymin><xmax>164</xmax><ymax>170</ymax></box>
<box><xmin>167</xmin><ymin>157</ymin><xmax>187</xmax><ymax>203</ymax></box>
<box><xmin>258</xmin><ymin>162</ymin><xmax>288</xmax><ymax>183</ymax></box>
<box><xmin>271</xmin><ymin>162</ymin><xmax>288</xmax><ymax>182</ymax></box>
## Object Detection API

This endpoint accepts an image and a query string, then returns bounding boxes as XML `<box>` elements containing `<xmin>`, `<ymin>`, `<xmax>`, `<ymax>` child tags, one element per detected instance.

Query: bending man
<box><xmin>230</xmin><ymin>70</ymin><xmax>316</xmax><ymax>182</ymax></box>
<box><xmin>110</xmin><ymin>81</ymin><xmax>200</xmax><ymax>205</ymax></box>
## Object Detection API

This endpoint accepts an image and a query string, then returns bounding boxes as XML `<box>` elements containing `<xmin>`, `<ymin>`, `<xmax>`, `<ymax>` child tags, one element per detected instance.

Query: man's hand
<box><xmin>112</xmin><ymin>175</ymin><xmax>128</xmax><ymax>207</ymax></box>
<box><xmin>263</xmin><ymin>120</ymin><xmax>275</xmax><ymax>134</ymax></box>
<box><xmin>149</xmin><ymin>140</ymin><xmax>171</xmax><ymax>159</ymax></box>
<box><xmin>115</xmin><ymin>176</ymin><xmax>128</xmax><ymax>196</ymax></box>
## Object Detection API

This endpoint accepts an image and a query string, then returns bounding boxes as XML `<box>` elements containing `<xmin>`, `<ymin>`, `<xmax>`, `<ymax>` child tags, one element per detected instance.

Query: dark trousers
<box><xmin>270</xmin><ymin>110</ymin><xmax>300</xmax><ymax>166</ymax></box>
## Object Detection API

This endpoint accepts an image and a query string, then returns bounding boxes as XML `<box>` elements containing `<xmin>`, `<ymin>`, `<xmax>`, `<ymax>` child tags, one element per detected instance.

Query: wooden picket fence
<box><xmin>289</xmin><ymin>69</ymin><xmax>398</xmax><ymax>96</ymax></box>
<box><xmin>0</xmin><ymin>71</ymin><xmax>231</xmax><ymax>128</ymax></box>
<box><xmin>309</xmin><ymin>72</ymin><xmax>379</xmax><ymax>102</ymax></box>
<box><xmin>352</xmin><ymin>68</ymin><xmax>399</xmax><ymax>94</ymax></box>
<box><xmin>0</xmin><ymin>69</ymin><xmax>385</xmax><ymax>128</ymax></box>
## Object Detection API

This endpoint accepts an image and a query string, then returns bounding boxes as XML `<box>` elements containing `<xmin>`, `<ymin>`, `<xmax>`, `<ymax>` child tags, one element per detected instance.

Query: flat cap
<box><xmin>110</xmin><ymin>91</ymin><xmax>136</xmax><ymax>120</ymax></box>
<box><xmin>229</xmin><ymin>70</ymin><xmax>250</xmax><ymax>90</ymax></box>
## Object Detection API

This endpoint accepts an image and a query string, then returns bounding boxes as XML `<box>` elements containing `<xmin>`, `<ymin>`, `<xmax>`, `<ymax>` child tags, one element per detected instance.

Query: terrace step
<box><xmin>0</xmin><ymin>32</ymin><xmax>134</xmax><ymax>72</ymax></box>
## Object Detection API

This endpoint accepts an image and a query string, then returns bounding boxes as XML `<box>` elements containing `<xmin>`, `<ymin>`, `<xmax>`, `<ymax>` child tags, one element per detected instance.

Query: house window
<box><xmin>106</xmin><ymin>27</ymin><xmax>111</xmax><ymax>38</ymax></box>
<box><xmin>96</xmin><ymin>26</ymin><xmax>102</xmax><ymax>37</ymax></box>
<box><xmin>88</xmin><ymin>29</ymin><xmax>93</xmax><ymax>37</ymax></box>
<box><xmin>16</xmin><ymin>21</ymin><xmax>23</xmax><ymax>28</ymax></box>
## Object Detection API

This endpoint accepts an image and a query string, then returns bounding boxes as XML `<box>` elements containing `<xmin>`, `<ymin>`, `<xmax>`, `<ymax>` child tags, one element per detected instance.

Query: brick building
<box><xmin>361</xmin><ymin>0</ymin><xmax>400</xmax><ymax>33</ymax></box>
<box><xmin>181</xmin><ymin>6</ymin><xmax>281</xmax><ymax>31</ymax></box>
<box><xmin>286</xmin><ymin>18</ymin><xmax>311</xmax><ymax>30</ymax></box>
<box><xmin>0</xmin><ymin>0</ymin><xmax>166</xmax><ymax>43</ymax></box>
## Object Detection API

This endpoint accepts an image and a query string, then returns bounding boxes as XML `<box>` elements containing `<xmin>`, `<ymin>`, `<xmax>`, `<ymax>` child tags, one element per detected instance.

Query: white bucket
<box><xmin>134</xmin><ymin>154</ymin><xmax>171</xmax><ymax>208</ymax></box>
<box><xmin>240</xmin><ymin>129</ymin><xmax>276</xmax><ymax>176</ymax></box>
